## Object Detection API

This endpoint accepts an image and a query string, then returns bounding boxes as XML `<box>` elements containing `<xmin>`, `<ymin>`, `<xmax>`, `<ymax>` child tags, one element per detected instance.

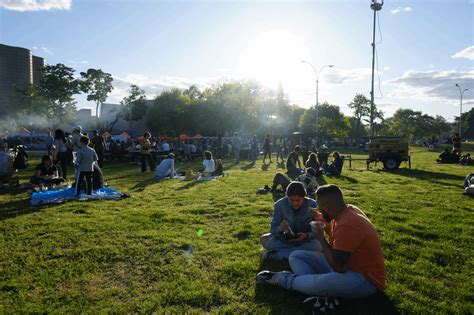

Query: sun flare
<box><xmin>236</xmin><ymin>30</ymin><xmax>314</xmax><ymax>93</ymax></box>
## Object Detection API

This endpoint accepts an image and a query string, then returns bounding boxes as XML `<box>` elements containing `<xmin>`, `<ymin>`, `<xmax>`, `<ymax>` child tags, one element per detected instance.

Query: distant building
<box><xmin>0</xmin><ymin>44</ymin><xmax>45</xmax><ymax>116</ymax></box>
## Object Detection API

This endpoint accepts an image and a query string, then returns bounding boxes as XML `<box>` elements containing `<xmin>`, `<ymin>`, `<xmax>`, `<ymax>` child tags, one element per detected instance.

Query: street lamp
<box><xmin>455</xmin><ymin>83</ymin><xmax>469</xmax><ymax>138</ymax></box>
<box><xmin>301</xmin><ymin>61</ymin><xmax>334</xmax><ymax>107</ymax></box>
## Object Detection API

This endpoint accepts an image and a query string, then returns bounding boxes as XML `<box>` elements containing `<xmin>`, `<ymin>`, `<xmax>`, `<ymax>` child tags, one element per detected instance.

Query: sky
<box><xmin>1</xmin><ymin>0</ymin><xmax>473</xmax><ymax>121</ymax></box>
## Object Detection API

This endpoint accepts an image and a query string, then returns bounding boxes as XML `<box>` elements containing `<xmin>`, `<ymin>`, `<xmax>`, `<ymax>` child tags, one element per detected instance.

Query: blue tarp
<box><xmin>31</xmin><ymin>187</ymin><xmax>124</xmax><ymax>206</ymax></box>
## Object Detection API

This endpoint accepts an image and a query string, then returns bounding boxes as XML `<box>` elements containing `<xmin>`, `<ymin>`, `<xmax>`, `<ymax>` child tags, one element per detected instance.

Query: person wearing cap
<box><xmin>155</xmin><ymin>153</ymin><xmax>176</xmax><ymax>179</ymax></box>
<box><xmin>71</xmin><ymin>125</ymin><xmax>83</xmax><ymax>152</ymax></box>
<box><xmin>259</xmin><ymin>181</ymin><xmax>322</xmax><ymax>261</ymax></box>
<box><xmin>257</xmin><ymin>184</ymin><xmax>386</xmax><ymax>299</ymax></box>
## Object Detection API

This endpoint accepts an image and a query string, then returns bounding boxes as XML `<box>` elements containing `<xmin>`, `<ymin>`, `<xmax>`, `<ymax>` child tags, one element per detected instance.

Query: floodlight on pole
<box><xmin>455</xmin><ymin>83</ymin><xmax>469</xmax><ymax>138</ymax></box>
<box><xmin>369</xmin><ymin>0</ymin><xmax>383</xmax><ymax>138</ymax></box>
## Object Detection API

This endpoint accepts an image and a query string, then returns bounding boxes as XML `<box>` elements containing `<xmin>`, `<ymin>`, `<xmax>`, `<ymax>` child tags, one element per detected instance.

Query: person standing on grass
<box><xmin>91</xmin><ymin>130</ymin><xmax>105</xmax><ymax>168</ymax></box>
<box><xmin>233</xmin><ymin>133</ymin><xmax>242</xmax><ymax>163</ymax></box>
<box><xmin>275</xmin><ymin>136</ymin><xmax>285</xmax><ymax>164</ymax></box>
<box><xmin>140</xmin><ymin>132</ymin><xmax>155</xmax><ymax>172</ymax></box>
<box><xmin>452</xmin><ymin>133</ymin><xmax>462</xmax><ymax>154</ymax></box>
<box><xmin>250</xmin><ymin>135</ymin><xmax>258</xmax><ymax>162</ymax></box>
<box><xmin>257</xmin><ymin>184</ymin><xmax>386</xmax><ymax>299</ymax></box>
<box><xmin>259</xmin><ymin>181</ymin><xmax>322</xmax><ymax>261</ymax></box>
<box><xmin>71</xmin><ymin>125</ymin><xmax>83</xmax><ymax>152</ymax></box>
<box><xmin>262</xmin><ymin>134</ymin><xmax>272</xmax><ymax>164</ymax></box>
<box><xmin>52</xmin><ymin>128</ymin><xmax>71</xmax><ymax>179</ymax></box>
<box><xmin>75</xmin><ymin>136</ymin><xmax>98</xmax><ymax>196</ymax></box>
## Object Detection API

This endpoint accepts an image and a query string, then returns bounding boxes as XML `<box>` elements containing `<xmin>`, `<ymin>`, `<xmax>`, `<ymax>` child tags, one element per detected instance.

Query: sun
<box><xmin>236</xmin><ymin>30</ymin><xmax>314</xmax><ymax>93</ymax></box>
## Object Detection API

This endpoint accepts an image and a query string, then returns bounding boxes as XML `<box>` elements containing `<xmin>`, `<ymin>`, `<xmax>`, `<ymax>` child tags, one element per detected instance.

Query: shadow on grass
<box><xmin>241</xmin><ymin>162</ymin><xmax>255</xmax><ymax>171</ymax></box>
<box><xmin>0</xmin><ymin>199</ymin><xmax>42</xmax><ymax>221</ymax></box>
<box><xmin>339</xmin><ymin>175</ymin><xmax>358</xmax><ymax>184</ymax></box>
<box><xmin>276</xmin><ymin>161</ymin><xmax>286</xmax><ymax>169</ymax></box>
<box><xmin>255</xmin><ymin>258</ymin><xmax>400</xmax><ymax>314</ymax></box>
<box><xmin>131</xmin><ymin>177</ymin><xmax>159</xmax><ymax>192</ymax></box>
<box><xmin>176</xmin><ymin>180</ymin><xmax>206</xmax><ymax>191</ymax></box>
<box><xmin>375</xmin><ymin>168</ymin><xmax>465</xmax><ymax>182</ymax></box>
<box><xmin>261</xmin><ymin>163</ymin><xmax>270</xmax><ymax>171</ymax></box>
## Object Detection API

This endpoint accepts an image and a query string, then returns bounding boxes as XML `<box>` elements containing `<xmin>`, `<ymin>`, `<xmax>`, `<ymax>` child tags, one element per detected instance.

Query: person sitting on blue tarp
<box><xmin>30</xmin><ymin>155</ymin><xmax>65</xmax><ymax>186</ymax></box>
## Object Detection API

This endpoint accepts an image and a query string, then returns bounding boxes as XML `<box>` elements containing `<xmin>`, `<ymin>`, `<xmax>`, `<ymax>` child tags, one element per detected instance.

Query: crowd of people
<box><xmin>3</xmin><ymin>125</ymin><xmax>473</xmax><ymax>310</ymax></box>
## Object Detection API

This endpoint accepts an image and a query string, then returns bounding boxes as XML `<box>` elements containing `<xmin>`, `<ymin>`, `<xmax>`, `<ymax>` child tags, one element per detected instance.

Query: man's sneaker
<box><xmin>303</xmin><ymin>296</ymin><xmax>342</xmax><ymax>313</ymax></box>
<box><xmin>257</xmin><ymin>270</ymin><xmax>278</xmax><ymax>284</ymax></box>
<box><xmin>256</xmin><ymin>270</ymin><xmax>291</xmax><ymax>285</ymax></box>
<box><xmin>260</xmin><ymin>250</ymin><xmax>281</xmax><ymax>262</ymax></box>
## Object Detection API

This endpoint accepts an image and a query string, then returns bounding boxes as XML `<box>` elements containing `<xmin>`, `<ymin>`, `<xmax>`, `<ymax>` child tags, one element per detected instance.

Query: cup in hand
<box><xmin>310</xmin><ymin>221</ymin><xmax>326</xmax><ymax>234</ymax></box>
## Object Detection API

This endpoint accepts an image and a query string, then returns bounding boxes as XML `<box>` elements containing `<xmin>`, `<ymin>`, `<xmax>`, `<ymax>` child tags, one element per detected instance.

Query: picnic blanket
<box><xmin>30</xmin><ymin>187</ymin><xmax>127</xmax><ymax>206</ymax></box>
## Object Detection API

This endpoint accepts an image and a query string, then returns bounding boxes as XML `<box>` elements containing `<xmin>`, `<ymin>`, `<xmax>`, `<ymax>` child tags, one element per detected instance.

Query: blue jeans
<box><xmin>464</xmin><ymin>173</ymin><xmax>473</xmax><ymax>188</ymax></box>
<box><xmin>275</xmin><ymin>250</ymin><xmax>377</xmax><ymax>298</ymax></box>
<box><xmin>262</xmin><ymin>235</ymin><xmax>322</xmax><ymax>260</ymax></box>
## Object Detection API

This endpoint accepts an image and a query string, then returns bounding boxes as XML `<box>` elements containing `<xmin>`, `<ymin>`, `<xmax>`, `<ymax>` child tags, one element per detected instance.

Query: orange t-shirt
<box><xmin>328</xmin><ymin>205</ymin><xmax>387</xmax><ymax>290</ymax></box>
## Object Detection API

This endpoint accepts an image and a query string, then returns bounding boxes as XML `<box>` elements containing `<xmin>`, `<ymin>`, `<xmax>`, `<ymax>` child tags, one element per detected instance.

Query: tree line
<box><xmin>5</xmin><ymin>63</ymin><xmax>472</xmax><ymax>141</ymax></box>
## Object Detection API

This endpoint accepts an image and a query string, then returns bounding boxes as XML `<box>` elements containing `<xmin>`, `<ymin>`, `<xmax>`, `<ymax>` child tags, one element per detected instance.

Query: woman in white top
<box><xmin>202</xmin><ymin>150</ymin><xmax>215</xmax><ymax>177</ymax></box>
<box><xmin>52</xmin><ymin>129</ymin><xmax>70</xmax><ymax>179</ymax></box>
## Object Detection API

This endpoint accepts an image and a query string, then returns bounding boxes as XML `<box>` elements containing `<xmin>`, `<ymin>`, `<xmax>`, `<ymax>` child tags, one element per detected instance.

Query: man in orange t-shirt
<box><xmin>257</xmin><ymin>184</ymin><xmax>386</xmax><ymax>298</ymax></box>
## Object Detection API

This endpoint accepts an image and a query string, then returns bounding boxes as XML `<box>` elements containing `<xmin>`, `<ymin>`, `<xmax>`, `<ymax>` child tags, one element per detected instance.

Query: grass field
<box><xmin>1</xmin><ymin>145</ymin><xmax>473</xmax><ymax>314</ymax></box>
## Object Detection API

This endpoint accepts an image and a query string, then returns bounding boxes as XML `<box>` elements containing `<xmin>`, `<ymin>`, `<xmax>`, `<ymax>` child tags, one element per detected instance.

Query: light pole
<box><xmin>455</xmin><ymin>83</ymin><xmax>469</xmax><ymax>138</ymax></box>
<box><xmin>369</xmin><ymin>0</ymin><xmax>383</xmax><ymax>138</ymax></box>
<box><xmin>301</xmin><ymin>61</ymin><xmax>334</xmax><ymax>107</ymax></box>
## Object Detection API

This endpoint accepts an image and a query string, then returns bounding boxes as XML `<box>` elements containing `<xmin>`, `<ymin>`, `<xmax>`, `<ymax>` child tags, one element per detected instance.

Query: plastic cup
<box><xmin>310</xmin><ymin>221</ymin><xmax>326</xmax><ymax>234</ymax></box>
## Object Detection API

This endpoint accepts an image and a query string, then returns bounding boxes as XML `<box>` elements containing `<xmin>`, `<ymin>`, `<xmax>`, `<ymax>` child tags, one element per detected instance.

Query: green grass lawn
<box><xmin>1</xmin><ymin>145</ymin><xmax>473</xmax><ymax>314</ymax></box>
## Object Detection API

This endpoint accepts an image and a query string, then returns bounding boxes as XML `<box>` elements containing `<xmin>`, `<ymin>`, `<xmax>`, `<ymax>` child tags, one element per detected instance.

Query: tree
<box><xmin>108</xmin><ymin>85</ymin><xmax>147</xmax><ymax>132</ymax></box>
<box><xmin>38</xmin><ymin>63</ymin><xmax>81</xmax><ymax>125</ymax></box>
<box><xmin>80</xmin><ymin>68</ymin><xmax>114</xmax><ymax>118</ymax></box>
<box><xmin>455</xmin><ymin>107</ymin><xmax>474</xmax><ymax>139</ymax></box>
<box><xmin>146</xmin><ymin>88</ymin><xmax>190</xmax><ymax>135</ymax></box>
<box><xmin>348</xmin><ymin>94</ymin><xmax>370</xmax><ymax>143</ymax></box>
<box><xmin>300</xmin><ymin>102</ymin><xmax>350</xmax><ymax>140</ymax></box>
<box><xmin>183</xmin><ymin>85</ymin><xmax>203</xmax><ymax>101</ymax></box>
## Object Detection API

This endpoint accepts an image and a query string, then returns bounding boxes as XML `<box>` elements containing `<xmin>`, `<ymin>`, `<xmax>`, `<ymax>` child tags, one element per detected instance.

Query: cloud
<box><xmin>385</xmin><ymin>69</ymin><xmax>474</xmax><ymax>104</ymax></box>
<box><xmin>0</xmin><ymin>0</ymin><xmax>71</xmax><ymax>11</ymax></box>
<box><xmin>80</xmin><ymin>60</ymin><xmax>88</xmax><ymax>64</ymax></box>
<box><xmin>108</xmin><ymin>73</ymin><xmax>220</xmax><ymax>103</ymax></box>
<box><xmin>383</xmin><ymin>66</ymin><xmax>390</xmax><ymax>71</ymax></box>
<box><xmin>32</xmin><ymin>46</ymin><xmax>38</xmax><ymax>50</ymax></box>
<box><xmin>391</xmin><ymin>6</ymin><xmax>413</xmax><ymax>15</ymax></box>
<box><xmin>451</xmin><ymin>46</ymin><xmax>474</xmax><ymax>60</ymax></box>
<box><xmin>323</xmin><ymin>68</ymin><xmax>373</xmax><ymax>85</ymax></box>
<box><xmin>41</xmin><ymin>46</ymin><xmax>53</xmax><ymax>55</ymax></box>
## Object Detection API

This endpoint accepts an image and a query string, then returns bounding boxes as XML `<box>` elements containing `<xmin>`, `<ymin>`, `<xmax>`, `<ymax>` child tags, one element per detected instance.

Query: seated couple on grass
<box><xmin>200</xmin><ymin>151</ymin><xmax>224</xmax><ymax>177</ymax></box>
<box><xmin>258</xmin><ymin>183</ymin><xmax>386</xmax><ymax>299</ymax></box>
<box><xmin>30</xmin><ymin>155</ymin><xmax>66</xmax><ymax>187</ymax></box>
<box><xmin>182</xmin><ymin>151</ymin><xmax>224</xmax><ymax>180</ymax></box>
